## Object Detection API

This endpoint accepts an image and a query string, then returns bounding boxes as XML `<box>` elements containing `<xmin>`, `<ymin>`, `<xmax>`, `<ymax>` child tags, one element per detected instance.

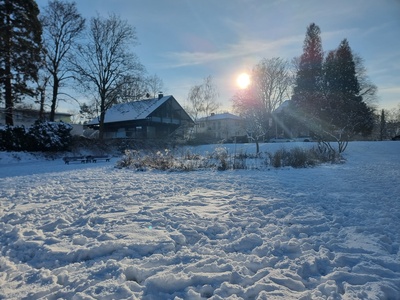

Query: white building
<box><xmin>195</xmin><ymin>113</ymin><xmax>246</xmax><ymax>142</ymax></box>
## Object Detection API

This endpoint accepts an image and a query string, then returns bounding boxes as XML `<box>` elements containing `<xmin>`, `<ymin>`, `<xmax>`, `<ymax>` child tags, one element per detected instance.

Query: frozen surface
<box><xmin>0</xmin><ymin>141</ymin><xmax>399</xmax><ymax>299</ymax></box>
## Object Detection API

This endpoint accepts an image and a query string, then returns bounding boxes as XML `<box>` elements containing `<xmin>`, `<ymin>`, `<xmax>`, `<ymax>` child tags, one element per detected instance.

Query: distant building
<box><xmin>271</xmin><ymin>100</ymin><xmax>311</xmax><ymax>139</ymax></box>
<box><xmin>195</xmin><ymin>112</ymin><xmax>246</xmax><ymax>142</ymax></box>
<box><xmin>0</xmin><ymin>108</ymin><xmax>72</xmax><ymax>127</ymax></box>
<box><xmin>86</xmin><ymin>94</ymin><xmax>194</xmax><ymax>139</ymax></box>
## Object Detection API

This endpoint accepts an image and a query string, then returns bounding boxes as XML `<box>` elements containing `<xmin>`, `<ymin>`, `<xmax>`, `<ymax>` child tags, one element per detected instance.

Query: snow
<box><xmin>86</xmin><ymin>96</ymin><xmax>172</xmax><ymax>125</ymax></box>
<box><xmin>197</xmin><ymin>112</ymin><xmax>242</xmax><ymax>121</ymax></box>
<box><xmin>0</xmin><ymin>141</ymin><xmax>399</xmax><ymax>299</ymax></box>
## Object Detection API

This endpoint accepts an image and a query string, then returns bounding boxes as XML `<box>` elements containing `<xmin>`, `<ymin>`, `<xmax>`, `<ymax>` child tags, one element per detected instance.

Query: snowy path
<box><xmin>0</xmin><ymin>142</ymin><xmax>399</xmax><ymax>299</ymax></box>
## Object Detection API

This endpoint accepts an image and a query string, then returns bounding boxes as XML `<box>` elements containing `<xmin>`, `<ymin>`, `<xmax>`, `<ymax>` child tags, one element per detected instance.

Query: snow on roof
<box><xmin>273</xmin><ymin>100</ymin><xmax>291</xmax><ymax>114</ymax></box>
<box><xmin>88</xmin><ymin>95</ymin><xmax>173</xmax><ymax>125</ymax></box>
<box><xmin>198</xmin><ymin>112</ymin><xmax>241</xmax><ymax>122</ymax></box>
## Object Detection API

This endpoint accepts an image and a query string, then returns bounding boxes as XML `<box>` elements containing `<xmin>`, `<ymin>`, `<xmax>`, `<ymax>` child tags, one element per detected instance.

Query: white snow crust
<box><xmin>0</xmin><ymin>141</ymin><xmax>399</xmax><ymax>299</ymax></box>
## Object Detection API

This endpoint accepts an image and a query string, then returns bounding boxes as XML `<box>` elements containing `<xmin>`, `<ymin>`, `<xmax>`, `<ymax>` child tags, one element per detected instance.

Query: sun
<box><xmin>236</xmin><ymin>73</ymin><xmax>250</xmax><ymax>89</ymax></box>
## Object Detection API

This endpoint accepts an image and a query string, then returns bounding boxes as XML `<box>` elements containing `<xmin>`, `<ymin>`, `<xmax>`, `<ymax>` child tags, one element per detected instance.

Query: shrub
<box><xmin>116</xmin><ymin>144</ymin><xmax>344</xmax><ymax>172</ymax></box>
<box><xmin>270</xmin><ymin>148</ymin><xmax>288</xmax><ymax>168</ymax></box>
<box><xmin>287</xmin><ymin>147</ymin><xmax>308</xmax><ymax>168</ymax></box>
<box><xmin>268</xmin><ymin>145</ymin><xmax>344</xmax><ymax>169</ymax></box>
<box><xmin>212</xmin><ymin>147</ymin><xmax>229</xmax><ymax>170</ymax></box>
<box><xmin>27</xmin><ymin>120</ymin><xmax>72</xmax><ymax>151</ymax></box>
<box><xmin>0</xmin><ymin>125</ymin><xmax>27</xmax><ymax>151</ymax></box>
<box><xmin>115</xmin><ymin>149</ymin><xmax>176</xmax><ymax>171</ymax></box>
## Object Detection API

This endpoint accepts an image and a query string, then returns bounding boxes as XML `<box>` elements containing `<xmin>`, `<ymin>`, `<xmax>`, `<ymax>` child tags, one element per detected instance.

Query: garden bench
<box><xmin>63</xmin><ymin>156</ymin><xmax>87</xmax><ymax>164</ymax></box>
<box><xmin>85</xmin><ymin>155</ymin><xmax>111</xmax><ymax>163</ymax></box>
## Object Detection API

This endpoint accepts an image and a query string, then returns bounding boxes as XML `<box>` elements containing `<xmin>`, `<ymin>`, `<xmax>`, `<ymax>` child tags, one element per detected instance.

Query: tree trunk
<box><xmin>50</xmin><ymin>76</ymin><xmax>59</xmax><ymax>121</ymax></box>
<box><xmin>255</xmin><ymin>140</ymin><xmax>260</xmax><ymax>155</ymax></box>
<box><xmin>5</xmin><ymin>75</ymin><xmax>13</xmax><ymax>126</ymax></box>
<box><xmin>99</xmin><ymin>97</ymin><xmax>106</xmax><ymax>140</ymax></box>
<box><xmin>4</xmin><ymin>0</ymin><xmax>13</xmax><ymax>126</ymax></box>
<box><xmin>39</xmin><ymin>87</ymin><xmax>45</xmax><ymax>120</ymax></box>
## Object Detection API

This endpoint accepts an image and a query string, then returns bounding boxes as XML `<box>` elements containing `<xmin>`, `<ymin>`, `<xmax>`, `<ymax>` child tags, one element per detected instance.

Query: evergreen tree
<box><xmin>292</xmin><ymin>23</ymin><xmax>324</xmax><ymax>119</ymax></box>
<box><xmin>323</xmin><ymin>39</ymin><xmax>374</xmax><ymax>138</ymax></box>
<box><xmin>291</xmin><ymin>24</ymin><xmax>375</xmax><ymax>153</ymax></box>
<box><xmin>0</xmin><ymin>0</ymin><xmax>42</xmax><ymax>125</ymax></box>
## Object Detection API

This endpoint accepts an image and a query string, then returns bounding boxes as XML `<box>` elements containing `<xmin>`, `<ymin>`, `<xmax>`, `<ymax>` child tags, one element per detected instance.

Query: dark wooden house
<box><xmin>86</xmin><ymin>94</ymin><xmax>194</xmax><ymax>139</ymax></box>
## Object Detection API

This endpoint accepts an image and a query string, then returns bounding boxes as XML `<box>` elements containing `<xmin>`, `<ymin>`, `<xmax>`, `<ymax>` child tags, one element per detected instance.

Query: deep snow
<box><xmin>0</xmin><ymin>141</ymin><xmax>399</xmax><ymax>299</ymax></box>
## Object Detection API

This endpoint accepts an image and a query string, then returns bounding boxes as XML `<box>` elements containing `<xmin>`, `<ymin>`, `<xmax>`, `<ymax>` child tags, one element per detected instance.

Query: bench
<box><xmin>63</xmin><ymin>155</ymin><xmax>111</xmax><ymax>164</ymax></box>
<box><xmin>86</xmin><ymin>155</ymin><xmax>111</xmax><ymax>163</ymax></box>
<box><xmin>63</xmin><ymin>156</ymin><xmax>87</xmax><ymax>164</ymax></box>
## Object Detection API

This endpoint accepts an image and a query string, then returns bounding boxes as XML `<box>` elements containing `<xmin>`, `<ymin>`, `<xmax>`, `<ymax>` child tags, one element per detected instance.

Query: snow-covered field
<box><xmin>0</xmin><ymin>141</ymin><xmax>399</xmax><ymax>300</ymax></box>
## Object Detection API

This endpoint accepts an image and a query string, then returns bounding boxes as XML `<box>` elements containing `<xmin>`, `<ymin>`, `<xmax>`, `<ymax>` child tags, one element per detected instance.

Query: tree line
<box><xmin>0</xmin><ymin>0</ymin><xmax>164</xmax><ymax>139</ymax></box>
<box><xmin>1</xmin><ymin>1</ymin><xmax>397</xmax><ymax>146</ymax></box>
<box><xmin>231</xmin><ymin>23</ymin><xmax>394</xmax><ymax>153</ymax></box>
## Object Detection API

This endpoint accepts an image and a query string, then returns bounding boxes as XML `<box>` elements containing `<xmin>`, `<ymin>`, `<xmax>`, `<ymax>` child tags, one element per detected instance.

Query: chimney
<box><xmin>158</xmin><ymin>93</ymin><xmax>163</xmax><ymax>99</ymax></box>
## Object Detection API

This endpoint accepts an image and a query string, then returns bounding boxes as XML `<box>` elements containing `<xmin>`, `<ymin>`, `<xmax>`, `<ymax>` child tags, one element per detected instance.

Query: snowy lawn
<box><xmin>0</xmin><ymin>141</ymin><xmax>399</xmax><ymax>299</ymax></box>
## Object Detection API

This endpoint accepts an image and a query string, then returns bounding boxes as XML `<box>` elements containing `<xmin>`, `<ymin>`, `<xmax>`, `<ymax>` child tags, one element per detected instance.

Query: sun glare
<box><xmin>237</xmin><ymin>73</ymin><xmax>250</xmax><ymax>89</ymax></box>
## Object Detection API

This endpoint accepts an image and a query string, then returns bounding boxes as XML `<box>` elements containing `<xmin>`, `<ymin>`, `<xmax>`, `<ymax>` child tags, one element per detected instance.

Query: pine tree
<box><xmin>292</xmin><ymin>23</ymin><xmax>324</xmax><ymax>119</ymax></box>
<box><xmin>0</xmin><ymin>0</ymin><xmax>42</xmax><ymax>125</ymax></box>
<box><xmin>323</xmin><ymin>39</ymin><xmax>374</xmax><ymax>138</ymax></box>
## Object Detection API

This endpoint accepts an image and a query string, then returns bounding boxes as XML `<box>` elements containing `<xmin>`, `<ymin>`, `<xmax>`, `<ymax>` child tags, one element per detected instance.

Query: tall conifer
<box><xmin>323</xmin><ymin>39</ymin><xmax>374</xmax><ymax>137</ymax></box>
<box><xmin>0</xmin><ymin>0</ymin><xmax>42</xmax><ymax>125</ymax></box>
<box><xmin>292</xmin><ymin>23</ymin><xmax>324</xmax><ymax>118</ymax></box>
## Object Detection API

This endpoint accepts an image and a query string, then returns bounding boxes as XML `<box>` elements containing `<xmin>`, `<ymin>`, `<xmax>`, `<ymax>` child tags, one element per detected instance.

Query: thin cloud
<box><xmin>160</xmin><ymin>35</ymin><xmax>304</xmax><ymax>68</ymax></box>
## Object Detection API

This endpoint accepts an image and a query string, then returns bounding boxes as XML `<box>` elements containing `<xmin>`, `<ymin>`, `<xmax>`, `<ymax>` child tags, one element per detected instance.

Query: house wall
<box><xmin>0</xmin><ymin>109</ymin><xmax>72</xmax><ymax>127</ymax></box>
<box><xmin>196</xmin><ymin>117</ymin><xmax>246</xmax><ymax>141</ymax></box>
<box><xmin>100</xmin><ymin>98</ymin><xmax>193</xmax><ymax>139</ymax></box>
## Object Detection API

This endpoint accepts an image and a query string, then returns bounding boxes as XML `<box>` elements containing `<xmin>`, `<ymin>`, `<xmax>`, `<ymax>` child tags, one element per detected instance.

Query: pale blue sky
<box><xmin>36</xmin><ymin>0</ymin><xmax>400</xmax><ymax>112</ymax></box>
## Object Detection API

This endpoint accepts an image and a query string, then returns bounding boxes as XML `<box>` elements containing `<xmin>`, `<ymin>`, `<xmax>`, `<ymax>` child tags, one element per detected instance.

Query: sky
<box><xmin>35</xmin><ymin>0</ymin><xmax>400</xmax><ymax>113</ymax></box>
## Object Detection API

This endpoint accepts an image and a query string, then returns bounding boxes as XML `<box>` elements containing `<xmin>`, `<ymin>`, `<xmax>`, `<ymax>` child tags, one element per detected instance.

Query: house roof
<box><xmin>197</xmin><ymin>112</ymin><xmax>242</xmax><ymax>122</ymax></box>
<box><xmin>273</xmin><ymin>100</ymin><xmax>291</xmax><ymax>114</ymax></box>
<box><xmin>88</xmin><ymin>95</ymin><xmax>182</xmax><ymax>125</ymax></box>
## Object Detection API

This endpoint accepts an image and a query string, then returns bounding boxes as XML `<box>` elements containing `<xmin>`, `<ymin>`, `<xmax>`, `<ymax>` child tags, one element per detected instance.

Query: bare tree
<box><xmin>41</xmin><ymin>0</ymin><xmax>85</xmax><ymax>121</ymax></box>
<box><xmin>116</xmin><ymin>73</ymin><xmax>165</xmax><ymax>102</ymax></box>
<box><xmin>115</xmin><ymin>75</ymin><xmax>148</xmax><ymax>102</ymax></box>
<box><xmin>386</xmin><ymin>104</ymin><xmax>400</xmax><ymax>138</ymax></box>
<box><xmin>252</xmin><ymin>57</ymin><xmax>292</xmax><ymax>114</ymax></box>
<box><xmin>72</xmin><ymin>13</ymin><xmax>144</xmax><ymax>139</ymax></box>
<box><xmin>35</xmin><ymin>71</ymin><xmax>50</xmax><ymax>120</ymax></box>
<box><xmin>232</xmin><ymin>57</ymin><xmax>292</xmax><ymax>145</ymax></box>
<box><xmin>232</xmin><ymin>89</ymin><xmax>268</xmax><ymax>154</ymax></box>
<box><xmin>353</xmin><ymin>53</ymin><xmax>378</xmax><ymax>107</ymax></box>
<box><xmin>186</xmin><ymin>75</ymin><xmax>220</xmax><ymax>120</ymax></box>
<box><xmin>145</xmin><ymin>74</ymin><xmax>164</xmax><ymax>98</ymax></box>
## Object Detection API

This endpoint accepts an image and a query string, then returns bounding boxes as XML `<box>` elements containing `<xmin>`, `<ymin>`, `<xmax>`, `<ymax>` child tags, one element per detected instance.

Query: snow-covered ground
<box><xmin>0</xmin><ymin>141</ymin><xmax>399</xmax><ymax>300</ymax></box>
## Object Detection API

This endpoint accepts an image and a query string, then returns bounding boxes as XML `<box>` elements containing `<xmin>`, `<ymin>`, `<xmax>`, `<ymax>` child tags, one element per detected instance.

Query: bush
<box><xmin>269</xmin><ymin>146</ymin><xmax>342</xmax><ymax>169</ymax></box>
<box><xmin>287</xmin><ymin>147</ymin><xmax>308</xmax><ymax>168</ymax></box>
<box><xmin>0</xmin><ymin>120</ymin><xmax>72</xmax><ymax>152</ymax></box>
<box><xmin>211</xmin><ymin>147</ymin><xmax>229</xmax><ymax>170</ymax></box>
<box><xmin>27</xmin><ymin>120</ymin><xmax>72</xmax><ymax>151</ymax></box>
<box><xmin>116</xmin><ymin>149</ymin><xmax>176</xmax><ymax>171</ymax></box>
<box><xmin>115</xmin><ymin>144</ymin><xmax>344</xmax><ymax>172</ymax></box>
<box><xmin>0</xmin><ymin>125</ymin><xmax>27</xmax><ymax>151</ymax></box>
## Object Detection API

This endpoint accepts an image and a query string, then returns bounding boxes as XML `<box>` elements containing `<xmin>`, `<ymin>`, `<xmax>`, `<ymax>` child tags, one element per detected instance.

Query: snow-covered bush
<box><xmin>115</xmin><ymin>144</ymin><xmax>343</xmax><ymax>172</ymax></box>
<box><xmin>211</xmin><ymin>147</ymin><xmax>229</xmax><ymax>170</ymax></box>
<box><xmin>0</xmin><ymin>125</ymin><xmax>27</xmax><ymax>151</ymax></box>
<box><xmin>269</xmin><ymin>146</ymin><xmax>343</xmax><ymax>168</ymax></box>
<box><xmin>116</xmin><ymin>149</ymin><xmax>176</xmax><ymax>171</ymax></box>
<box><xmin>1</xmin><ymin>121</ymin><xmax>72</xmax><ymax>152</ymax></box>
<box><xmin>27</xmin><ymin>120</ymin><xmax>72</xmax><ymax>151</ymax></box>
